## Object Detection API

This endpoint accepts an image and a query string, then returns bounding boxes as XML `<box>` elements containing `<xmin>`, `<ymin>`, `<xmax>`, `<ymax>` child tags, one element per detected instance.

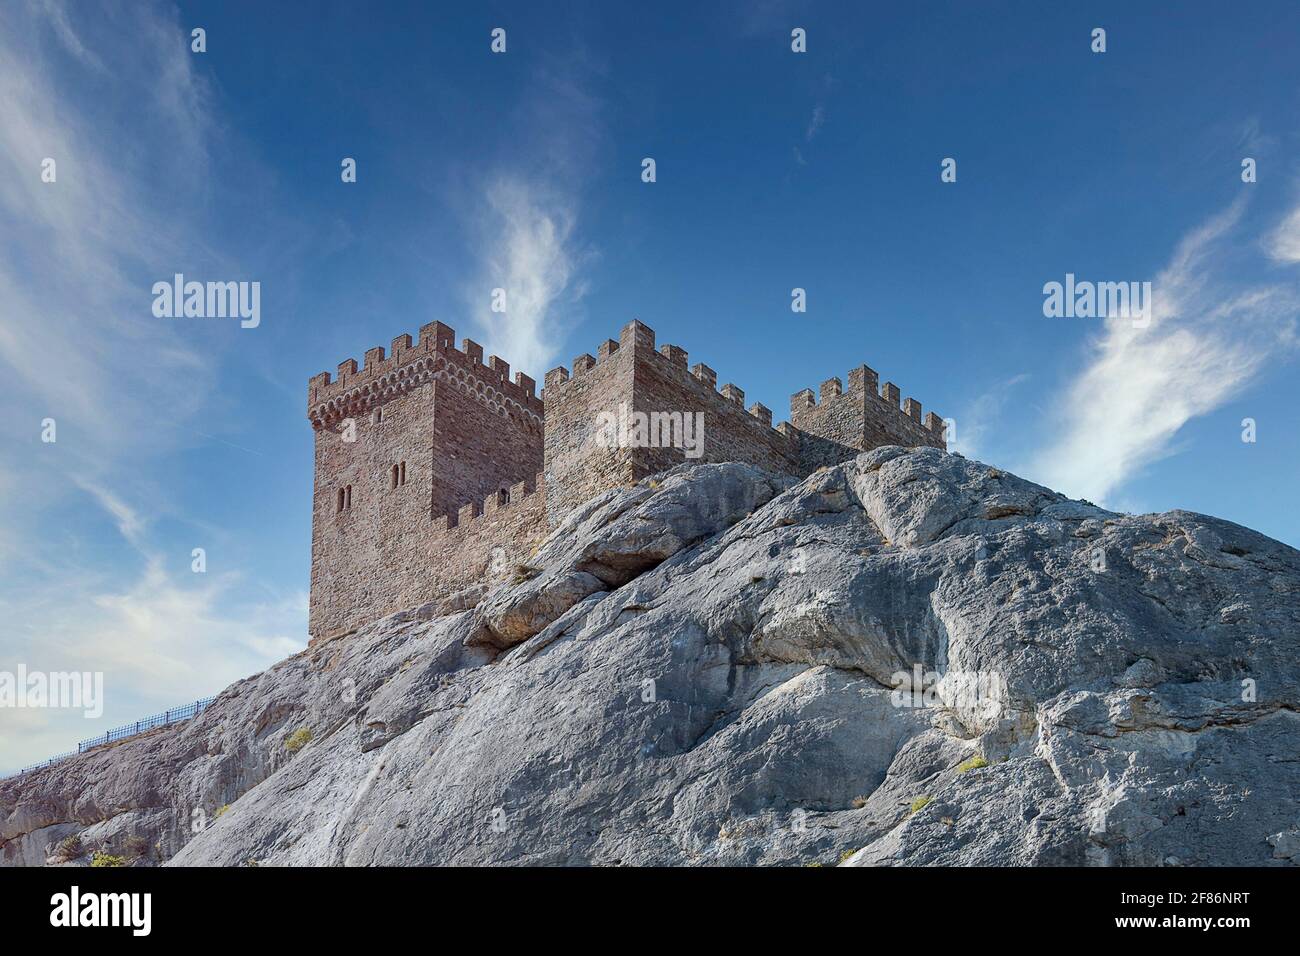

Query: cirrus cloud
<box><xmin>1028</xmin><ymin>199</ymin><xmax>1299</xmax><ymax>504</ymax></box>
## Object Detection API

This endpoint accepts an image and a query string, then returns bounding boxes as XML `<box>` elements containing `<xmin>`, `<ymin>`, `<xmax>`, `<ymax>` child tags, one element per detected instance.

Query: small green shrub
<box><xmin>284</xmin><ymin>727</ymin><xmax>313</xmax><ymax>753</ymax></box>
<box><xmin>956</xmin><ymin>755</ymin><xmax>990</xmax><ymax>774</ymax></box>
<box><xmin>54</xmin><ymin>834</ymin><xmax>82</xmax><ymax>860</ymax></box>
<box><xmin>508</xmin><ymin>564</ymin><xmax>541</xmax><ymax>585</ymax></box>
<box><xmin>214</xmin><ymin>804</ymin><xmax>231</xmax><ymax>818</ymax></box>
<box><xmin>838</xmin><ymin>849</ymin><xmax>858</xmax><ymax>864</ymax></box>
<box><xmin>908</xmin><ymin>795</ymin><xmax>931</xmax><ymax>816</ymax></box>
<box><xmin>90</xmin><ymin>851</ymin><xmax>127</xmax><ymax>868</ymax></box>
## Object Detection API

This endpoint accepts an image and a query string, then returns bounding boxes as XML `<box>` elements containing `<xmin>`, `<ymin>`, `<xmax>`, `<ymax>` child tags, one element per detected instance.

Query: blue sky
<box><xmin>2</xmin><ymin>0</ymin><xmax>1298</xmax><ymax>771</ymax></box>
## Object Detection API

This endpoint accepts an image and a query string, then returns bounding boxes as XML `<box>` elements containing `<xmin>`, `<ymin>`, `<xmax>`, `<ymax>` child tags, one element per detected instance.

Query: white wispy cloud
<box><xmin>0</xmin><ymin>1</ymin><xmax>217</xmax><ymax>457</ymax></box>
<box><xmin>0</xmin><ymin>2</ymin><xmax>305</xmax><ymax>772</ymax></box>
<box><xmin>472</xmin><ymin>177</ymin><xmax>589</xmax><ymax>376</ymax></box>
<box><xmin>74</xmin><ymin>479</ymin><xmax>148</xmax><ymax>547</ymax></box>
<box><xmin>1028</xmin><ymin>199</ymin><xmax>1299</xmax><ymax>504</ymax></box>
<box><xmin>2</xmin><ymin>558</ymin><xmax>305</xmax><ymax>773</ymax></box>
<box><xmin>33</xmin><ymin>0</ymin><xmax>104</xmax><ymax>71</ymax></box>
<box><xmin>0</xmin><ymin>0</ymin><xmax>223</xmax><ymax>585</ymax></box>
<box><xmin>70</xmin><ymin>560</ymin><xmax>305</xmax><ymax>688</ymax></box>
<box><xmin>805</xmin><ymin>103</ymin><xmax>825</xmax><ymax>141</ymax></box>
<box><xmin>1267</xmin><ymin>206</ymin><xmax>1300</xmax><ymax>264</ymax></box>
<box><xmin>0</xmin><ymin>478</ymin><xmax>306</xmax><ymax>772</ymax></box>
<box><xmin>460</xmin><ymin>55</ymin><xmax>602</xmax><ymax>377</ymax></box>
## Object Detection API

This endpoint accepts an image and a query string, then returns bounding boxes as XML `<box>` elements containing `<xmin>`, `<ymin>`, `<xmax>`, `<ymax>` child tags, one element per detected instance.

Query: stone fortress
<box><xmin>307</xmin><ymin>319</ymin><xmax>946</xmax><ymax>642</ymax></box>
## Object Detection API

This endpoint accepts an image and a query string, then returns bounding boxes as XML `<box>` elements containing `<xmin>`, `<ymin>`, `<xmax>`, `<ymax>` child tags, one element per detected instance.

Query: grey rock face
<box><xmin>3</xmin><ymin>449</ymin><xmax>1297</xmax><ymax>867</ymax></box>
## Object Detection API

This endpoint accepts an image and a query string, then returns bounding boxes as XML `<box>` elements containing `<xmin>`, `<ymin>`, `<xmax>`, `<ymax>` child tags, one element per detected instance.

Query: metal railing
<box><xmin>4</xmin><ymin>696</ymin><xmax>217</xmax><ymax>779</ymax></box>
<box><xmin>11</xmin><ymin>749</ymin><xmax>77</xmax><ymax>777</ymax></box>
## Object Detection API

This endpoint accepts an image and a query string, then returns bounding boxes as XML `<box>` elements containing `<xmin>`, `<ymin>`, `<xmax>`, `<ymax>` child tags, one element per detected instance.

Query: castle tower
<box><xmin>789</xmin><ymin>365</ymin><xmax>946</xmax><ymax>472</ymax></box>
<box><xmin>306</xmin><ymin>322</ymin><xmax>543</xmax><ymax>641</ymax></box>
<box><xmin>542</xmin><ymin>320</ymin><xmax>801</xmax><ymax>519</ymax></box>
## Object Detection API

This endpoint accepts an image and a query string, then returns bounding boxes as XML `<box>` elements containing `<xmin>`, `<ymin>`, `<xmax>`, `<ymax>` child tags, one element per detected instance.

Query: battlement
<box><xmin>788</xmin><ymin>361</ymin><xmax>946</xmax><ymax>475</ymax></box>
<box><xmin>790</xmin><ymin>363</ymin><xmax>947</xmax><ymax>444</ymax></box>
<box><xmin>541</xmin><ymin>319</ymin><xmax>803</xmax><ymax>518</ymax></box>
<box><xmin>541</xmin><ymin>318</ymin><xmax>641</xmax><ymax>390</ymax></box>
<box><xmin>308</xmin><ymin>321</ymin><xmax>544</xmax><ymax>431</ymax></box>
<box><xmin>544</xmin><ymin>319</ymin><xmax>798</xmax><ymax>442</ymax></box>
<box><xmin>432</xmin><ymin>471</ymin><xmax>546</xmax><ymax>533</ymax></box>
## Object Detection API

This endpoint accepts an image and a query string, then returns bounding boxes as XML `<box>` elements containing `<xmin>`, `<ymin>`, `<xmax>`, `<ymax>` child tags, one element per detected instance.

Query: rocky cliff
<box><xmin>3</xmin><ymin>447</ymin><xmax>1298</xmax><ymax>866</ymax></box>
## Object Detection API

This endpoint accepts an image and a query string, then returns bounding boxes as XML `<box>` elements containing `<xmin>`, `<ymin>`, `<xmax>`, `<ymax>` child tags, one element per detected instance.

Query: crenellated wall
<box><xmin>308</xmin><ymin>320</ymin><xmax>543</xmax><ymax>424</ymax></box>
<box><xmin>541</xmin><ymin>329</ymin><xmax>639</xmax><ymax>521</ymax></box>
<box><xmin>542</xmin><ymin>320</ymin><xmax>802</xmax><ymax>519</ymax></box>
<box><xmin>790</xmin><ymin>364</ymin><xmax>946</xmax><ymax>471</ymax></box>
<box><xmin>423</xmin><ymin>473</ymin><xmax>549</xmax><ymax>612</ymax></box>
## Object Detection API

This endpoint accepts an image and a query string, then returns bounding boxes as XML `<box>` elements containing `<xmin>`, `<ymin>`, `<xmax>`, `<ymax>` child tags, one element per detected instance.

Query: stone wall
<box><xmin>430</xmin><ymin>373</ymin><xmax>542</xmax><ymax>521</ymax></box>
<box><xmin>308</xmin><ymin>468</ymin><xmax>548</xmax><ymax>643</ymax></box>
<box><xmin>623</xmin><ymin>321</ymin><xmax>801</xmax><ymax>481</ymax></box>
<box><xmin>542</xmin><ymin>320</ymin><xmax>803</xmax><ymax>521</ymax></box>
<box><xmin>309</xmin><ymin>375</ymin><xmax>438</xmax><ymax>642</ymax></box>
<box><xmin>542</xmin><ymin>336</ymin><xmax>638</xmax><ymax>522</ymax></box>
<box><xmin>790</xmin><ymin>365</ymin><xmax>946</xmax><ymax>471</ymax></box>
<box><xmin>426</xmin><ymin>475</ymin><xmax>549</xmax><ymax>601</ymax></box>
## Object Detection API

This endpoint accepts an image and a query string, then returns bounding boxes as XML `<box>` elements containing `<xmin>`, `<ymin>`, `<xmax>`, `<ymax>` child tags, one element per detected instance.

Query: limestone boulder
<box><xmin>2</xmin><ymin>448</ymin><xmax>1296</xmax><ymax>868</ymax></box>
